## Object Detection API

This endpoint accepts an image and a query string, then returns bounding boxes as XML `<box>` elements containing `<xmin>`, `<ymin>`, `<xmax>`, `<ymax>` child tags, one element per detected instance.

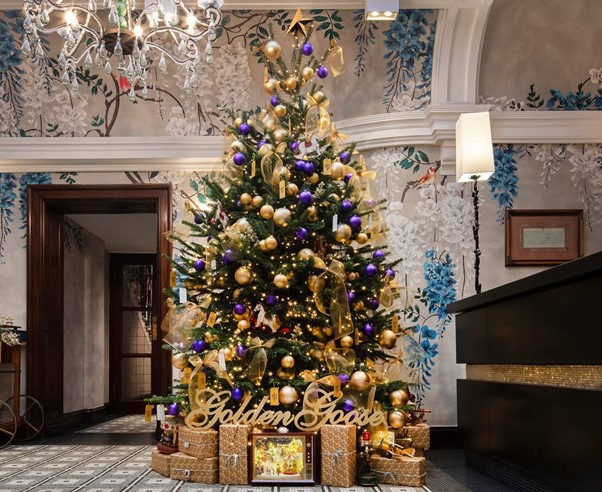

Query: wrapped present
<box><xmin>151</xmin><ymin>449</ymin><xmax>171</xmax><ymax>477</ymax></box>
<box><xmin>170</xmin><ymin>452</ymin><xmax>218</xmax><ymax>483</ymax></box>
<box><xmin>321</xmin><ymin>424</ymin><xmax>356</xmax><ymax>488</ymax></box>
<box><xmin>219</xmin><ymin>424</ymin><xmax>249</xmax><ymax>485</ymax></box>
<box><xmin>178</xmin><ymin>427</ymin><xmax>218</xmax><ymax>459</ymax></box>
<box><xmin>397</xmin><ymin>424</ymin><xmax>430</xmax><ymax>450</ymax></box>
<box><xmin>371</xmin><ymin>455</ymin><xmax>426</xmax><ymax>487</ymax></box>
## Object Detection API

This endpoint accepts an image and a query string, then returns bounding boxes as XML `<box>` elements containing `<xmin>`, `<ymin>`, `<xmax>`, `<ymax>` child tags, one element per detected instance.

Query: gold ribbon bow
<box><xmin>243</xmin><ymin>337</ymin><xmax>276</xmax><ymax>385</ymax></box>
<box><xmin>259</xmin><ymin>142</ymin><xmax>288</xmax><ymax>189</ymax></box>
<box><xmin>326</xmin><ymin>123</ymin><xmax>348</xmax><ymax>152</ymax></box>
<box><xmin>305</xmin><ymin>94</ymin><xmax>331</xmax><ymax>139</ymax></box>
<box><xmin>161</xmin><ymin>300</ymin><xmax>205</xmax><ymax>351</ymax></box>
<box><xmin>323</xmin><ymin>346</ymin><xmax>356</xmax><ymax>375</ymax></box>
<box><xmin>313</xmin><ymin>259</ymin><xmax>354</xmax><ymax>340</ymax></box>
<box><xmin>324</xmin><ymin>40</ymin><xmax>344</xmax><ymax>77</ymax></box>
<box><xmin>188</xmin><ymin>350</ymin><xmax>233</xmax><ymax>405</ymax></box>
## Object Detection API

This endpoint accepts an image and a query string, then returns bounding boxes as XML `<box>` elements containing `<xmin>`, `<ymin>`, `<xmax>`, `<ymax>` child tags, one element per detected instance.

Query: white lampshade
<box><xmin>365</xmin><ymin>0</ymin><xmax>398</xmax><ymax>21</ymax></box>
<box><xmin>455</xmin><ymin>112</ymin><xmax>495</xmax><ymax>183</ymax></box>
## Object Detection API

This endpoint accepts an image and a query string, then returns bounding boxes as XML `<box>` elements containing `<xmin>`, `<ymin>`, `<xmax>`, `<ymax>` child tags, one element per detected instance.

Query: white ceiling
<box><xmin>67</xmin><ymin>214</ymin><xmax>157</xmax><ymax>253</ymax></box>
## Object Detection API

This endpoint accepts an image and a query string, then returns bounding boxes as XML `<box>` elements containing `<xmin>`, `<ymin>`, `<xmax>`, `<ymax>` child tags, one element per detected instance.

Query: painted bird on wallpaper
<box><xmin>401</xmin><ymin>162</ymin><xmax>440</xmax><ymax>203</ymax></box>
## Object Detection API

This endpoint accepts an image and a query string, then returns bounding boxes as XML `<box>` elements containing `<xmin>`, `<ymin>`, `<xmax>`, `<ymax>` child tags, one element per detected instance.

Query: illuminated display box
<box><xmin>249</xmin><ymin>432</ymin><xmax>317</xmax><ymax>485</ymax></box>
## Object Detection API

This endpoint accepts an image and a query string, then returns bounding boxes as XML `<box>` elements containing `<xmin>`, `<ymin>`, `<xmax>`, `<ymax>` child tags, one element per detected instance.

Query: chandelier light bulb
<box><xmin>104</xmin><ymin>59</ymin><xmax>111</xmax><ymax>74</ymax></box>
<box><xmin>84</xmin><ymin>51</ymin><xmax>92</xmax><ymax>69</ymax></box>
<box><xmin>88</xmin><ymin>0</ymin><xmax>97</xmax><ymax>13</ymax></box>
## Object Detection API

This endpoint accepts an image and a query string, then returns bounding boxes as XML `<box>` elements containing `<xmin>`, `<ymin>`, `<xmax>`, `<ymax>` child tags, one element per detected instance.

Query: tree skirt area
<box><xmin>77</xmin><ymin>415</ymin><xmax>154</xmax><ymax>433</ymax></box>
<box><xmin>0</xmin><ymin>444</ymin><xmax>427</xmax><ymax>492</ymax></box>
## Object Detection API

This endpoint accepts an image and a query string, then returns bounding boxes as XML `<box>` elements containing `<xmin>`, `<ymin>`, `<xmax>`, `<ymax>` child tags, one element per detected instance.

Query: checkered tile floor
<box><xmin>77</xmin><ymin>415</ymin><xmax>154</xmax><ymax>434</ymax></box>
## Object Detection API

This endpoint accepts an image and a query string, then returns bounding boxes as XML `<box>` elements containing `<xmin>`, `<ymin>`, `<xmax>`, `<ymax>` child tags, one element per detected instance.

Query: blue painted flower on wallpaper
<box><xmin>382</xmin><ymin>9</ymin><xmax>436</xmax><ymax>112</ymax></box>
<box><xmin>0</xmin><ymin>20</ymin><xmax>21</xmax><ymax>74</ymax></box>
<box><xmin>489</xmin><ymin>145</ymin><xmax>520</xmax><ymax>222</ymax></box>
<box><xmin>18</xmin><ymin>173</ymin><xmax>52</xmax><ymax>230</ymax></box>
<box><xmin>0</xmin><ymin>16</ymin><xmax>24</xmax><ymax>126</ymax></box>
<box><xmin>423</xmin><ymin>249</ymin><xmax>456</xmax><ymax>322</ymax></box>
<box><xmin>0</xmin><ymin>173</ymin><xmax>17</xmax><ymax>263</ymax></box>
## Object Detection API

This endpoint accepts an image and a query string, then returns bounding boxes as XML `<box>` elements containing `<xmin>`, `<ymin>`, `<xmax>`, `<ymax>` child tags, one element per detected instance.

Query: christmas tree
<box><xmin>160</xmin><ymin>13</ymin><xmax>414</xmax><ymax>429</ymax></box>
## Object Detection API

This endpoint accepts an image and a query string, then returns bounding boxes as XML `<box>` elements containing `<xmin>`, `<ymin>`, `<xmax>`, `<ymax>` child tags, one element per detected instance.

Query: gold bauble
<box><xmin>340</xmin><ymin>335</ymin><xmax>354</xmax><ymax>348</ymax></box>
<box><xmin>171</xmin><ymin>353</ymin><xmax>188</xmax><ymax>370</ymax></box>
<box><xmin>334</xmin><ymin>224</ymin><xmax>352</xmax><ymax>243</ymax></box>
<box><xmin>390</xmin><ymin>389</ymin><xmax>410</xmax><ymax>407</ymax></box>
<box><xmin>378</xmin><ymin>329</ymin><xmax>398</xmax><ymax>349</ymax></box>
<box><xmin>306</xmin><ymin>206</ymin><xmax>318</xmax><ymax>222</ymax></box>
<box><xmin>349</xmin><ymin>370</ymin><xmax>371</xmax><ymax>390</ymax></box>
<box><xmin>284</xmin><ymin>76</ymin><xmax>298</xmax><ymax>90</ymax></box>
<box><xmin>264</xmin><ymin>40</ymin><xmax>282</xmax><ymax>60</ymax></box>
<box><xmin>260</xmin><ymin>204</ymin><xmax>275</xmax><ymax>219</ymax></box>
<box><xmin>273</xmin><ymin>128</ymin><xmax>289</xmax><ymax>143</ymax></box>
<box><xmin>388</xmin><ymin>410</ymin><xmax>407</xmax><ymax>429</ymax></box>
<box><xmin>204</xmin><ymin>332</ymin><xmax>218</xmax><ymax>344</ymax></box>
<box><xmin>230</xmin><ymin>140</ymin><xmax>245</xmax><ymax>152</ymax></box>
<box><xmin>273</xmin><ymin>208</ymin><xmax>292</xmax><ymax>227</ymax></box>
<box><xmin>331</xmin><ymin>162</ymin><xmax>346</xmax><ymax>180</ymax></box>
<box><xmin>274</xmin><ymin>104</ymin><xmax>287</xmax><ymax>118</ymax></box>
<box><xmin>281</xmin><ymin>355</ymin><xmax>295</xmax><ymax>369</ymax></box>
<box><xmin>233</xmin><ymin>117</ymin><xmax>243</xmax><ymax>128</ymax></box>
<box><xmin>302</xmin><ymin>66</ymin><xmax>314</xmax><ymax>80</ymax></box>
<box><xmin>233</xmin><ymin>310</ymin><xmax>248</xmax><ymax>321</ymax></box>
<box><xmin>297</xmin><ymin>248</ymin><xmax>315</xmax><ymax>261</ymax></box>
<box><xmin>264</xmin><ymin>78</ymin><xmax>280</xmax><ymax>94</ymax></box>
<box><xmin>240</xmin><ymin>192</ymin><xmax>252</xmax><ymax>205</ymax></box>
<box><xmin>258</xmin><ymin>143</ymin><xmax>274</xmax><ymax>157</ymax></box>
<box><xmin>264</xmin><ymin>118</ymin><xmax>278</xmax><ymax>132</ymax></box>
<box><xmin>223</xmin><ymin>347</ymin><xmax>234</xmax><ymax>361</ymax></box>
<box><xmin>274</xmin><ymin>273</ymin><xmax>289</xmax><ymax>288</ymax></box>
<box><xmin>356</xmin><ymin>233</ymin><xmax>369</xmax><ymax>245</ymax></box>
<box><xmin>347</xmin><ymin>272</ymin><xmax>359</xmax><ymax>281</ymax></box>
<box><xmin>313</xmin><ymin>91</ymin><xmax>325</xmax><ymax>103</ymax></box>
<box><xmin>252</xmin><ymin>195</ymin><xmax>264</xmax><ymax>208</ymax></box>
<box><xmin>279</xmin><ymin>385</ymin><xmax>298</xmax><ymax>405</ymax></box>
<box><xmin>264</xmin><ymin>236</ymin><xmax>278</xmax><ymax>250</ymax></box>
<box><xmin>307</xmin><ymin>274</ymin><xmax>325</xmax><ymax>293</ymax></box>
<box><xmin>259</xmin><ymin>240</ymin><xmax>268</xmax><ymax>252</ymax></box>
<box><xmin>276</xmin><ymin>367</ymin><xmax>295</xmax><ymax>380</ymax></box>
<box><xmin>309</xmin><ymin>173</ymin><xmax>319</xmax><ymax>185</ymax></box>
<box><xmin>286</xmin><ymin>183</ymin><xmax>298</xmax><ymax>196</ymax></box>
<box><xmin>310</xmin><ymin>348</ymin><xmax>325</xmax><ymax>361</ymax></box>
<box><xmin>237</xmin><ymin>319</ymin><xmax>251</xmax><ymax>331</ymax></box>
<box><xmin>234</xmin><ymin>266</ymin><xmax>254</xmax><ymax>285</ymax></box>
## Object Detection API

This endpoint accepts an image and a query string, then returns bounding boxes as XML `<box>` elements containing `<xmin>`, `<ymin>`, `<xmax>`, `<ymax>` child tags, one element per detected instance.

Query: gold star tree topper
<box><xmin>286</xmin><ymin>9</ymin><xmax>313</xmax><ymax>36</ymax></box>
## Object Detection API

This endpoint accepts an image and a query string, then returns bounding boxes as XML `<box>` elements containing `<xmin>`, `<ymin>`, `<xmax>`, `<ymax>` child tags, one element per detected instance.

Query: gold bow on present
<box><xmin>243</xmin><ymin>337</ymin><xmax>276</xmax><ymax>385</ymax></box>
<box><xmin>313</xmin><ymin>259</ymin><xmax>354</xmax><ymax>339</ymax></box>
<box><xmin>305</xmin><ymin>94</ymin><xmax>331</xmax><ymax>139</ymax></box>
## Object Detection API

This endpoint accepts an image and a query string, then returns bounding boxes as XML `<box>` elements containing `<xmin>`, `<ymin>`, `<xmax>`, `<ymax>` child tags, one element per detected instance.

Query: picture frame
<box><xmin>505</xmin><ymin>209</ymin><xmax>584</xmax><ymax>266</ymax></box>
<box><xmin>249</xmin><ymin>431</ymin><xmax>317</xmax><ymax>485</ymax></box>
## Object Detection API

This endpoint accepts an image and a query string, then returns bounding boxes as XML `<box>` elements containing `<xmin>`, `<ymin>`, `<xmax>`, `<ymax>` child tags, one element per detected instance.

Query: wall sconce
<box><xmin>365</xmin><ymin>0</ymin><xmax>399</xmax><ymax>21</ymax></box>
<box><xmin>455</xmin><ymin>112</ymin><xmax>495</xmax><ymax>295</ymax></box>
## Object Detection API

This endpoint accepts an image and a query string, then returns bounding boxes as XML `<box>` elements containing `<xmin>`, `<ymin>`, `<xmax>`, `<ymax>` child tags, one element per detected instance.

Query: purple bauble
<box><xmin>257</xmin><ymin>140</ymin><xmax>266</xmax><ymax>149</ymax></box>
<box><xmin>366</xmin><ymin>198</ymin><xmax>376</xmax><ymax>209</ymax></box>
<box><xmin>296</xmin><ymin>227</ymin><xmax>309</xmax><ymax>240</ymax></box>
<box><xmin>270</xmin><ymin>95</ymin><xmax>280</xmax><ymax>107</ymax></box>
<box><xmin>238</xmin><ymin>123</ymin><xmax>250</xmax><ymax>136</ymax></box>
<box><xmin>231</xmin><ymin>387</ymin><xmax>244</xmax><ymax>402</ymax></box>
<box><xmin>340</xmin><ymin>200</ymin><xmax>353</xmax><ymax>213</ymax></box>
<box><xmin>266</xmin><ymin>294</ymin><xmax>278</xmax><ymax>306</ymax></box>
<box><xmin>236</xmin><ymin>345</ymin><xmax>248</xmax><ymax>358</ymax></box>
<box><xmin>365</xmin><ymin>263</ymin><xmax>378</xmax><ymax>277</ymax></box>
<box><xmin>301</xmin><ymin>42</ymin><xmax>313</xmax><ymax>56</ymax></box>
<box><xmin>347</xmin><ymin>291</ymin><xmax>356</xmax><ymax>302</ymax></box>
<box><xmin>385</xmin><ymin>268</ymin><xmax>396</xmax><ymax>278</ymax></box>
<box><xmin>295</xmin><ymin>160</ymin><xmax>307</xmax><ymax>172</ymax></box>
<box><xmin>233</xmin><ymin>303</ymin><xmax>246</xmax><ymax>315</ymax></box>
<box><xmin>342</xmin><ymin>399</ymin><xmax>354</xmax><ymax>413</ymax></box>
<box><xmin>233</xmin><ymin>152</ymin><xmax>246</xmax><ymax>166</ymax></box>
<box><xmin>348</xmin><ymin>215</ymin><xmax>362</xmax><ymax>229</ymax></box>
<box><xmin>194</xmin><ymin>259</ymin><xmax>206</xmax><ymax>272</ymax></box>
<box><xmin>340</xmin><ymin>151</ymin><xmax>351</xmax><ymax>163</ymax></box>
<box><xmin>303</xmin><ymin>161</ymin><xmax>315</xmax><ymax>175</ymax></box>
<box><xmin>299</xmin><ymin>190</ymin><xmax>313</xmax><ymax>205</ymax></box>
<box><xmin>338</xmin><ymin>373</ymin><xmax>350</xmax><ymax>385</ymax></box>
<box><xmin>317</xmin><ymin>66</ymin><xmax>328</xmax><ymax>78</ymax></box>
<box><xmin>194</xmin><ymin>213</ymin><xmax>204</xmax><ymax>224</ymax></box>
<box><xmin>363</xmin><ymin>323</ymin><xmax>374</xmax><ymax>337</ymax></box>
<box><xmin>191</xmin><ymin>339</ymin><xmax>206</xmax><ymax>352</ymax></box>
<box><xmin>167</xmin><ymin>402</ymin><xmax>179</xmax><ymax>416</ymax></box>
<box><xmin>222</xmin><ymin>249</ymin><xmax>235</xmax><ymax>265</ymax></box>
<box><xmin>236</xmin><ymin>200</ymin><xmax>242</xmax><ymax>207</ymax></box>
<box><xmin>344</xmin><ymin>173</ymin><xmax>354</xmax><ymax>184</ymax></box>
<box><xmin>368</xmin><ymin>298</ymin><xmax>380</xmax><ymax>310</ymax></box>
<box><xmin>373</xmin><ymin>250</ymin><xmax>385</xmax><ymax>259</ymax></box>
<box><xmin>290</xmin><ymin>141</ymin><xmax>299</xmax><ymax>152</ymax></box>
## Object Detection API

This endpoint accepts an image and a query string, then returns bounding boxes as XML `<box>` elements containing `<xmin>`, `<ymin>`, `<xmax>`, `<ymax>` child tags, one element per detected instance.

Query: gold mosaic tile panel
<box><xmin>466</xmin><ymin>365</ymin><xmax>602</xmax><ymax>390</ymax></box>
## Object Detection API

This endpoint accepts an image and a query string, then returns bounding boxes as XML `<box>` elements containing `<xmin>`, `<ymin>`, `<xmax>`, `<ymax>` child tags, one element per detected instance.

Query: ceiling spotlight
<box><xmin>366</xmin><ymin>0</ymin><xmax>398</xmax><ymax>21</ymax></box>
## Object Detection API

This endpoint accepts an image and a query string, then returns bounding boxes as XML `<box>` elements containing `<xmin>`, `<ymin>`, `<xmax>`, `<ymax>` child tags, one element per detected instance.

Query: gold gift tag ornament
<box><xmin>144</xmin><ymin>404</ymin><xmax>153</xmax><ymax>422</ymax></box>
<box><xmin>182</xmin><ymin>367</ymin><xmax>192</xmax><ymax>384</ymax></box>
<box><xmin>207</xmin><ymin>312</ymin><xmax>217</xmax><ymax>327</ymax></box>
<box><xmin>270</xmin><ymin>387</ymin><xmax>280</xmax><ymax>406</ymax></box>
<box><xmin>392</xmin><ymin>315</ymin><xmax>399</xmax><ymax>333</ymax></box>
<box><xmin>323</xmin><ymin>158</ymin><xmax>332</xmax><ymax>175</ymax></box>
<box><xmin>333</xmin><ymin>377</ymin><xmax>342</xmax><ymax>398</ymax></box>
<box><xmin>279</xmin><ymin>179</ymin><xmax>286</xmax><ymax>199</ymax></box>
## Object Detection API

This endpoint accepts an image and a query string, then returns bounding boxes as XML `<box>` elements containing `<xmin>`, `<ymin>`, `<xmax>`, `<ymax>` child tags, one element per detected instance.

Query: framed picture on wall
<box><xmin>505</xmin><ymin>209</ymin><xmax>584</xmax><ymax>266</ymax></box>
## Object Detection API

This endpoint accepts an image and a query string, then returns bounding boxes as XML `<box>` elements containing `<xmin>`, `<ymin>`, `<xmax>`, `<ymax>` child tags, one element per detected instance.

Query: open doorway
<box><xmin>27</xmin><ymin>185</ymin><xmax>172</xmax><ymax>436</ymax></box>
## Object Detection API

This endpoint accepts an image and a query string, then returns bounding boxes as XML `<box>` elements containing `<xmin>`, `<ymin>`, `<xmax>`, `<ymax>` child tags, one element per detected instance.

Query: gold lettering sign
<box><xmin>185</xmin><ymin>387</ymin><xmax>386</xmax><ymax>432</ymax></box>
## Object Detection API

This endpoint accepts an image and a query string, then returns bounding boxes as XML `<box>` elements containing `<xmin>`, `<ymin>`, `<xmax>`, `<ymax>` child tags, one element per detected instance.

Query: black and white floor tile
<box><xmin>77</xmin><ymin>415</ymin><xmax>154</xmax><ymax>434</ymax></box>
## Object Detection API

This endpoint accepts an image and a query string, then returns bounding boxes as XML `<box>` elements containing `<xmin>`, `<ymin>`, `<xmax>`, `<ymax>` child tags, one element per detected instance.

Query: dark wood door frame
<box><xmin>27</xmin><ymin>184</ymin><xmax>172</xmax><ymax>435</ymax></box>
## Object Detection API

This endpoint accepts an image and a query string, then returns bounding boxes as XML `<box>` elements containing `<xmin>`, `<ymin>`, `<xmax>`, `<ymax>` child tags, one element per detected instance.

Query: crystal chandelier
<box><xmin>21</xmin><ymin>0</ymin><xmax>223</xmax><ymax>98</ymax></box>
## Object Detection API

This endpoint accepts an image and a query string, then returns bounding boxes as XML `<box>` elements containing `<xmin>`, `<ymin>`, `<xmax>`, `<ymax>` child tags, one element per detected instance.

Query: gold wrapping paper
<box><xmin>219</xmin><ymin>424</ymin><xmax>249</xmax><ymax>485</ymax></box>
<box><xmin>178</xmin><ymin>428</ymin><xmax>218</xmax><ymax>459</ymax></box>
<box><xmin>320</xmin><ymin>424</ymin><xmax>356</xmax><ymax>487</ymax></box>
<box><xmin>371</xmin><ymin>455</ymin><xmax>426</xmax><ymax>487</ymax></box>
<box><xmin>398</xmin><ymin>424</ymin><xmax>430</xmax><ymax>450</ymax></box>
<box><xmin>169</xmin><ymin>453</ymin><xmax>218</xmax><ymax>483</ymax></box>
<box><xmin>151</xmin><ymin>449</ymin><xmax>171</xmax><ymax>477</ymax></box>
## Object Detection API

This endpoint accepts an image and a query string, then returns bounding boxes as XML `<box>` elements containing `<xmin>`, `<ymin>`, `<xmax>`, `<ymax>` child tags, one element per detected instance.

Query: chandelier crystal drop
<box><xmin>21</xmin><ymin>0</ymin><xmax>223</xmax><ymax>94</ymax></box>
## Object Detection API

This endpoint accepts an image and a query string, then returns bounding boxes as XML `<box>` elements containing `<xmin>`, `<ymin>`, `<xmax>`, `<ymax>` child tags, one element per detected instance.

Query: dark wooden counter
<box><xmin>448</xmin><ymin>251</ymin><xmax>602</xmax><ymax>492</ymax></box>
